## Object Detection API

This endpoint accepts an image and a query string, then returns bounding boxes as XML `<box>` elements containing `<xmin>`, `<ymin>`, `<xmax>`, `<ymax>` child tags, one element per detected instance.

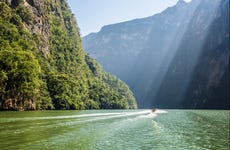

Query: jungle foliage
<box><xmin>0</xmin><ymin>0</ymin><xmax>137</xmax><ymax>110</ymax></box>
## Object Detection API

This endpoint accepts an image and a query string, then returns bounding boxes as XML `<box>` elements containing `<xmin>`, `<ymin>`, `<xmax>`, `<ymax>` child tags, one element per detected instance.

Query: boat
<box><xmin>152</xmin><ymin>108</ymin><xmax>157</xmax><ymax>113</ymax></box>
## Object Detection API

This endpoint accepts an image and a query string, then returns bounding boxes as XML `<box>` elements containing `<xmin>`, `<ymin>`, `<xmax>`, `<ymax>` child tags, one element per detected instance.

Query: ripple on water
<box><xmin>0</xmin><ymin>110</ymin><xmax>229</xmax><ymax>150</ymax></box>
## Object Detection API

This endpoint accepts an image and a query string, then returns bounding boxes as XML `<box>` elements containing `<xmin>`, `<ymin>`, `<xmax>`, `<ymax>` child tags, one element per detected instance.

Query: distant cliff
<box><xmin>0</xmin><ymin>0</ymin><xmax>137</xmax><ymax>110</ymax></box>
<box><xmin>83</xmin><ymin>0</ymin><xmax>229</xmax><ymax>109</ymax></box>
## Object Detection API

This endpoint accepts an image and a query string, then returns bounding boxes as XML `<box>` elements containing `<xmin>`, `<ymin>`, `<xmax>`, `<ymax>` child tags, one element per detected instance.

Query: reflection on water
<box><xmin>0</xmin><ymin>110</ymin><xmax>229</xmax><ymax>150</ymax></box>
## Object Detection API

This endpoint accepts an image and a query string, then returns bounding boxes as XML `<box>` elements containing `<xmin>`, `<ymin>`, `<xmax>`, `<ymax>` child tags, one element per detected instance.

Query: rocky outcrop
<box><xmin>4</xmin><ymin>0</ymin><xmax>50</xmax><ymax>54</ymax></box>
<box><xmin>0</xmin><ymin>99</ymin><xmax>35</xmax><ymax>110</ymax></box>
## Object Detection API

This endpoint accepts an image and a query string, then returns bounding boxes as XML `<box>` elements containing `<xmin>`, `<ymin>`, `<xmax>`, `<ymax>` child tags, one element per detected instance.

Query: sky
<box><xmin>67</xmin><ymin>0</ymin><xmax>192</xmax><ymax>36</ymax></box>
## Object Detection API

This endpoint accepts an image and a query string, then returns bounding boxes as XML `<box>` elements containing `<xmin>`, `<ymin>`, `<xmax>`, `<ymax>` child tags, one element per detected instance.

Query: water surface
<box><xmin>0</xmin><ymin>110</ymin><xmax>229</xmax><ymax>150</ymax></box>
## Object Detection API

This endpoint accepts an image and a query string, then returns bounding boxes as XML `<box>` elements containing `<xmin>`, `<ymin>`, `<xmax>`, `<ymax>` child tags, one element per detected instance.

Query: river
<box><xmin>0</xmin><ymin>110</ymin><xmax>229</xmax><ymax>150</ymax></box>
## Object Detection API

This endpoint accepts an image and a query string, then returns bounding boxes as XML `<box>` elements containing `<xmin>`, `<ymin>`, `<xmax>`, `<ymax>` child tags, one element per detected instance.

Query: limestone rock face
<box><xmin>4</xmin><ymin>0</ymin><xmax>50</xmax><ymax>54</ymax></box>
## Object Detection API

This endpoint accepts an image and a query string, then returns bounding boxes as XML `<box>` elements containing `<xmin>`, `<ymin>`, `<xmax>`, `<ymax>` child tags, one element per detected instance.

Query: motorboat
<box><xmin>152</xmin><ymin>108</ymin><xmax>157</xmax><ymax>113</ymax></box>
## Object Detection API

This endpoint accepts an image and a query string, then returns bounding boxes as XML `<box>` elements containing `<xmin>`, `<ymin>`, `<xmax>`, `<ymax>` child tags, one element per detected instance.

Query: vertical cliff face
<box><xmin>5</xmin><ymin>0</ymin><xmax>50</xmax><ymax>54</ymax></box>
<box><xmin>181</xmin><ymin>0</ymin><xmax>229</xmax><ymax>108</ymax></box>
<box><xmin>83</xmin><ymin>0</ymin><xmax>229</xmax><ymax>109</ymax></box>
<box><xmin>152</xmin><ymin>0</ymin><xmax>229</xmax><ymax>109</ymax></box>
<box><xmin>0</xmin><ymin>0</ymin><xmax>137</xmax><ymax>110</ymax></box>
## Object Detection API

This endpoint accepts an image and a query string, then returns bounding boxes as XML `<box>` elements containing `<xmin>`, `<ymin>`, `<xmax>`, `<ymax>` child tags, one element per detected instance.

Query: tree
<box><xmin>0</xmin><ymin>50</ymin><xmax>41</xmax><ymax>110</ymax></box>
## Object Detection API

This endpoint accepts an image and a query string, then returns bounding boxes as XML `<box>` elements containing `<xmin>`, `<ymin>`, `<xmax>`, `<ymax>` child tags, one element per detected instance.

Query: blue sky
<box><xmin>67</xmin><ymin>0</ymin><xmax>192</xmax><ymax>36</ymax></box>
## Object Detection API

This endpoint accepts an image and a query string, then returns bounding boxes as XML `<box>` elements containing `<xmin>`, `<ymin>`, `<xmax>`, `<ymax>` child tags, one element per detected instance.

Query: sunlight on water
<box><xmin>0</xmin><ymin>110</ymin><xmax>229</xmax><ymax>150</ymax></box>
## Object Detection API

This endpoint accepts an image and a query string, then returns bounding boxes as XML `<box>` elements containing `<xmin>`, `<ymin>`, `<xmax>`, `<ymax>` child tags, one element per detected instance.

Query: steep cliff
<box><xmin>0</xmin><ymin>0</ymin><xmax>137</xmax><ymax>110</ymax></box>
<box><xmin>83</xmin><ymin>0</ymin><xmax>229</xmax><ymax>109</ymax></box>
<box><xmin>147</xmin><ymin>0</ymin><xmax>229</xmax><ymax>109</ymax></box>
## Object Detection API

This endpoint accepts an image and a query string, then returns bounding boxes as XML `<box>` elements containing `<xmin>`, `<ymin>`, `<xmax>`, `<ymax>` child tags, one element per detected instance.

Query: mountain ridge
<box><xmin>83</xmin><ymin>0</ymin><xmax>229</xmax><ymax>109</ymax></box>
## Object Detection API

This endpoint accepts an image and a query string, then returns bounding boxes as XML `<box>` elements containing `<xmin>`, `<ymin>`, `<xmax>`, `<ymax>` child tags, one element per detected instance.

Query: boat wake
<box><xmin>2</xmin><ymin>110</ymin><xmax>168</xmax><ymax>123</ymax></box>
<box><xmin>155</xmin><ymin>110</ymin><xmax>168</xmax><ymax>114</ymax></box>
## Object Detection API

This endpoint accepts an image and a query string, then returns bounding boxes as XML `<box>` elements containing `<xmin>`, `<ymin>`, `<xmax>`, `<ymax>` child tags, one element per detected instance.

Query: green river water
<box><xmin>0</xmin><ymin>110</ymin><xmax>229</xmax><ymax>150</ymax></box>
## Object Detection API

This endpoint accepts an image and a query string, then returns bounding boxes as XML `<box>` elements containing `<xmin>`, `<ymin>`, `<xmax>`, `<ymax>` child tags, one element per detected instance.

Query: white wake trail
<box><xmin>154</xmin><ymin>109</ymin><xmax>168</xmax><ymax>114</ymax></box>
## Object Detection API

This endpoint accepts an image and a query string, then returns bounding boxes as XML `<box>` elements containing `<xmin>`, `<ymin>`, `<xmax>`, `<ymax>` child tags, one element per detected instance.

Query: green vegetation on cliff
<box><xmin>0</xmin><ymin>0</ymin><xmax>137</xmax><ymax>110</ymax></box>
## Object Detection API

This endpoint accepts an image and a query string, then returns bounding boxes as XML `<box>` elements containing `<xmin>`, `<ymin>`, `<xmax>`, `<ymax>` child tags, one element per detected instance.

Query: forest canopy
<box><xmin>0</xmin><ymin>0</ymin><xmax>137</xmax><ymax>110</ymax></box>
